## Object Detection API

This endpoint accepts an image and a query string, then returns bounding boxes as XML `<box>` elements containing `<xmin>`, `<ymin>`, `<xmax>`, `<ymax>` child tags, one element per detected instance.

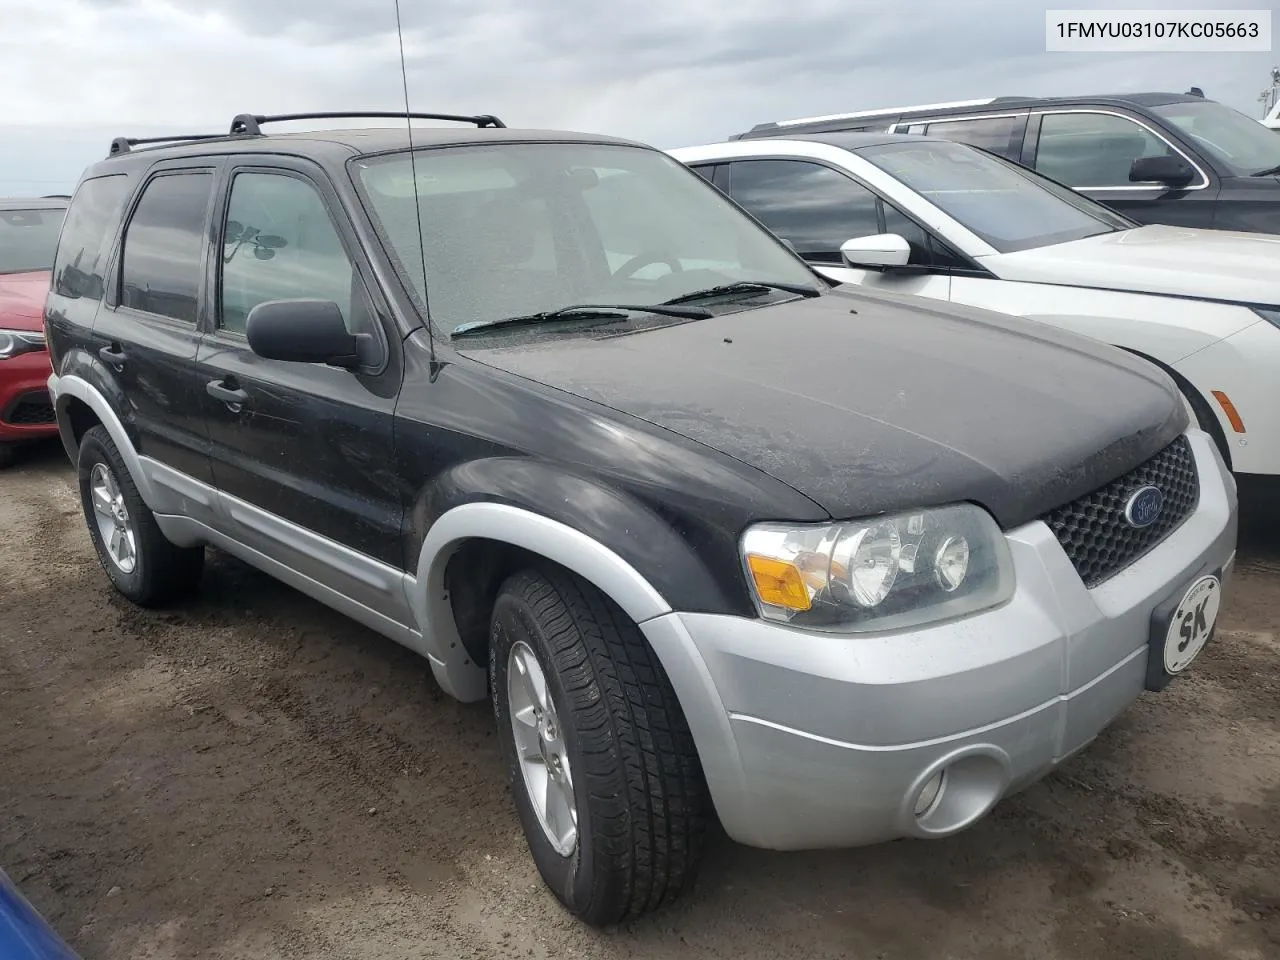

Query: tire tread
<box><xmin>502</xmin><ymin>567</ymin><xmax>706</xmax><ymax>924</ymax></box>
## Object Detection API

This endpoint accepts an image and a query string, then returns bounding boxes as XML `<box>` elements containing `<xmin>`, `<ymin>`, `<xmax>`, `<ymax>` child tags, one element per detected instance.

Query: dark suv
<box><xmin>45</xmin><ymin>111</ymin><xmax>1237</xmax><ymax>924</ymax></box>
<box><xmin>735</xmin><ymin>93</ymin><xmax>1280</xmax><ymax>234</ymax></box>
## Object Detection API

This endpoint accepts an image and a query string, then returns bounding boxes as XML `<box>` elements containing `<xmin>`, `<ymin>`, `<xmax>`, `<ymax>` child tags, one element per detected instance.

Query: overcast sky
<box><xmin>1</xmin><ymin>0</ymin><xmax>1276</xmax><ymax>195</ymax></box>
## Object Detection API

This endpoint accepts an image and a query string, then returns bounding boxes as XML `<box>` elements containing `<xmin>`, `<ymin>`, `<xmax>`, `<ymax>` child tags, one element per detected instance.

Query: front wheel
<box><xmin>489</xmin><ymin>567</ymin><xmax>707</xmax><ymax>926</ymax></box>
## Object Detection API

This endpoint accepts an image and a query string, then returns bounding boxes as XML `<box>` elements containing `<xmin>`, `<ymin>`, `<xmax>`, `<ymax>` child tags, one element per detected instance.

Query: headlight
<box><xmin>741</xmin><ymin>503</ymin><xmax>1014</xmax><ymax>632</ymax></box>
<box><xmin>0</xmin><ymin>329</ymin><xmax>46</xmax><ymax>360</ymax></box>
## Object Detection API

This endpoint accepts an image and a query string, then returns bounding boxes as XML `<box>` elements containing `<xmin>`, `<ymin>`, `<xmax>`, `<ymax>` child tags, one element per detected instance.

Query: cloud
<box><xmin>0</xmin><ymin>0</ymin><xmax>1273</xmax><ymax>194</ymax></box>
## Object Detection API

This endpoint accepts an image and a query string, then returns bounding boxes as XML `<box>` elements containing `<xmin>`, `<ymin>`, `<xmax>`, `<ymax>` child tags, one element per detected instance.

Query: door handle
<box><xmin>206</xmin><ymin>379</ymin><xmax>249</xmax><ymax>409</ymax></box>
<box><xmin>99</xmin><ymin>344</ymin><xmax>126</xmax><ymax>367</ymax></box>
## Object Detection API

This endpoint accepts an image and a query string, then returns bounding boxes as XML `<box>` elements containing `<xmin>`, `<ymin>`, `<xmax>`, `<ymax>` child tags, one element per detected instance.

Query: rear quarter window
<box><xmin>53</xmin><ymin>174</ymin><xmax>132</xmax><ymax>300</ymax></box>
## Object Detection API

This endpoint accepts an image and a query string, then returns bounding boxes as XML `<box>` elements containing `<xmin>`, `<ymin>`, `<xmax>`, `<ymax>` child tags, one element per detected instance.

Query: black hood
<box><xmin>458</xmin><ymin>288</ymin><xmax>1185</xmax><ymax>528</ymax></box>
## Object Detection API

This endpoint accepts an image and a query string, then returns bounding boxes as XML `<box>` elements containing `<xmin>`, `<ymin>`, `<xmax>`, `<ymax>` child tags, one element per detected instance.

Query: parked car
<box><xmin>732</xmin><ymin>93</ymin><xmax>1280</xmax><ymax>234</ymax></box>
<box><xmin>0</xmin><ymin>197</ymin><xmax>67</xmax><ymax>467</ymax></box>
<box><xmin>671</xmin><ymin>132</ymin><xmax>1280</xmax><ymax>480</ymax></box>
<box><xmin>0</xmin><ymin>868</ymin><xmax>80</xmax><ymax>960</ymax></box>
<box><xmin>47</xmin><ymin>111</ymin><xmax>1237</xmax><ymax>925</ymax></box>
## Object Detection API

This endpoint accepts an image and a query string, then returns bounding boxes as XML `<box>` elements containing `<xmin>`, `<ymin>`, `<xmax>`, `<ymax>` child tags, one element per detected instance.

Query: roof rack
<box><xmin>108</xmin><ymin>110</ymin><xmax>506</xmax><ymax>158</ymax></box>
<box><xmin>740</xmin><ymin>96</ymin><xmax>1040</xmax><ymax>136</ymax></box>
<box><xmin>109</xmin><ymin>133</ymin><xmax>229</xmax><ymax>156</ymax></box>
<box><xmin>227</xmin><ymin>111</ymin><xmax>506</xmax><ymax>135</ymax></box>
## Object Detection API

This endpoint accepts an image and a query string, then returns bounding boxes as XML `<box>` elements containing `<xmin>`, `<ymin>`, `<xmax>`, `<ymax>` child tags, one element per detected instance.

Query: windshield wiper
<box><xmin>662</xmin><ymin>280</ymin><xmax>822</xmax><ymax>305</ymax></box>
<box><xmin>450</xmin><ymin>302</ymin><xmax>712</xmax><ymax>338</ymax></box>
<box><xmin>1250</xmin><ymin>164</ymin><xmax>1280</xmax><ymax>177</ymax></box>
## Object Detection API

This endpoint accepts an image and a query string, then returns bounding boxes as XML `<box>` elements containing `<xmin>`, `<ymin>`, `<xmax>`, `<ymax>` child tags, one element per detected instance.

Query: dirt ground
<box><xmin>1</xmin><ymin>441</ymin><xmax>1277</xmax><ymax>960</ymax></box>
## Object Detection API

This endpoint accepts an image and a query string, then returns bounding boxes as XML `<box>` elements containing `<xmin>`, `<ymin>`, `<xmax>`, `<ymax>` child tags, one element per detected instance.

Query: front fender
<box><xmin>405</xmin><ymin>456</ymin><xmax>745</xmax><ymax>616</ymax></box>
<box><xmin>403</xmin><ymin>458</ymin><xmax>746</xmax><ymax>703</ymax></box>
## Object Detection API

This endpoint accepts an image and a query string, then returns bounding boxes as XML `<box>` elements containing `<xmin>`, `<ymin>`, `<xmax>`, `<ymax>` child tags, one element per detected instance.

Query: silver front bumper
<box><xmin>641</xmin><ymin>430</ymin><xmax>1238</xmax><ymax>850</ymax></box>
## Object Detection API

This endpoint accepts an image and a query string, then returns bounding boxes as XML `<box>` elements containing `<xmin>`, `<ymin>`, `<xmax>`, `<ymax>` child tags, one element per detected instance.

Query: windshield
<box><xmin>353</xmin><ymin>143</ymin><xmax>819</xmax><ymax>335</ymax></box>
<box><xmin>1153</xmin><ymin>99</ymin><xmax>1280</xmax><ymax>177</ymax></box>
<box><xmin>0</xmin><ymin>208</ymin><xmax>65</xmax><ymax>275</ymax></box>
<box><xmin>856</xmin><ymin>139</ymin><xmax>1132</xmax><ymax>253</ymax></box>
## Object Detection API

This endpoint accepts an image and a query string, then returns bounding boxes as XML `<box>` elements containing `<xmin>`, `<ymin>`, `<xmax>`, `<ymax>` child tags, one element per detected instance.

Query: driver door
<box><xmin>194</xmin><ymin>158</ymin><xmax>410</xmax><ymax>621</ymax></box>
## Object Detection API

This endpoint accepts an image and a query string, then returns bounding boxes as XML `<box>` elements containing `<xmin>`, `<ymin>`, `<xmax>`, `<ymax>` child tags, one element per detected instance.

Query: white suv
<box><xmin>671</xmin><ymin>132</ymin><xmax>1280</xmax><ymax>480</ymax></box>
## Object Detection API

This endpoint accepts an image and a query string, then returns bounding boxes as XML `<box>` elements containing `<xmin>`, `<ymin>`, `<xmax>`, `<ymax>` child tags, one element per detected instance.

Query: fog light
<box><xmin>914</xmin><ymin>770</ymin><xmax>945</xmax><ymax>817</ymax></box>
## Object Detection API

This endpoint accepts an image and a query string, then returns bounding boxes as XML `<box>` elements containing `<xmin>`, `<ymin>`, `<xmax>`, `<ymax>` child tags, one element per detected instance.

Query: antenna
<box><xmin>394</xmin><ymin>0</ymin><xmax>436</xmax><ymax>364</ymax></box>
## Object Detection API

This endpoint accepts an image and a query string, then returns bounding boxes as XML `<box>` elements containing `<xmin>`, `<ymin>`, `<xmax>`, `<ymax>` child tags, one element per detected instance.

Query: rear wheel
<box><xmin>489</xmin><ymin>567</ymin><xmax>706</xmax><ymax>926</ymax></box>
<box><xmin>0</xmin><ymin>443</ymin><xmax>14</xmax><ymax>470</ymax></box>
<box><xmin>77</xmin><ymin>425</ymin><xmax>204</xmax><ymax>606</ymax></box>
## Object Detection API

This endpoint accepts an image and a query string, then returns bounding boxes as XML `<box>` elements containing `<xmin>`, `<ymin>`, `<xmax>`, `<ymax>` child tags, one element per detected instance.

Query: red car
<box><xmin>0</xmin><ymin>197</ymin><xmax>67</xmax><ymax>468</ymax></box>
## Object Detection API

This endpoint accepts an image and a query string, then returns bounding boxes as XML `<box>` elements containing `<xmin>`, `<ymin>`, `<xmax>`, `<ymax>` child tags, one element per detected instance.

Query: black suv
<box><xmin>44</xmin><ymin>111</ymin><xmax>1235</xmax><ymax>925</ymax></box>
<box><xmin>735</xmin><ymin>93</ymin><xmax>1280</xmax><ymax>234</ymax></box>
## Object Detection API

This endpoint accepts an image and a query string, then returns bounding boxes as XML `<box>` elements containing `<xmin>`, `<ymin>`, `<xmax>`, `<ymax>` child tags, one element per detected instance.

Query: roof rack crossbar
<box><xmin>108</xmin><ymin>133</ymin><xmax>228</xmax><ymax>156</ymax></box>
<box><xmin>228</xmin><ymin>111</ymin><xmax>506</xmax><ymax>135</ymax></box>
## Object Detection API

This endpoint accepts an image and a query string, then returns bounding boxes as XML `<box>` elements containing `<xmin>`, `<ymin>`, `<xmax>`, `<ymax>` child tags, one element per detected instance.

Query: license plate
<box><xmin>1146</xmin><ymin>572</ymin><xmax>1222</xmax><ymax>691</ymax></box>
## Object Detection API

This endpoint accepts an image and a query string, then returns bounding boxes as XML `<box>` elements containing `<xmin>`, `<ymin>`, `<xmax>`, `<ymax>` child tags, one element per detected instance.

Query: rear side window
<box><xmin>923</xmin><ymin>116</ymin><xmax>1020</xmax><ymax>156</ymax></box>
<box><xmin>52</xmin><ymin>175</ymin><xmax>130</xmax><ymax>299</ymax></box>
<box><xmin>119</xmin><ymin>172</ymin><xmax>213</xmax><ymax>324</ymax></box>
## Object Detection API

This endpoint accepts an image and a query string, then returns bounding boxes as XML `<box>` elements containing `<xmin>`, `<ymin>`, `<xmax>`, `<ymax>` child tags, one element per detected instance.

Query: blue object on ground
<box><xmin>0</xmin><ymin>869</ymin><xmax>80</xmax><ymax>960</ymax></box>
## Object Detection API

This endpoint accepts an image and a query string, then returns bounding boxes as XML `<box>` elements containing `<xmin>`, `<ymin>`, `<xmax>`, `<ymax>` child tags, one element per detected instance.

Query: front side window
<box><xmin>53</xmin><ymin>175</ymin><xmax>130</xmax><ymax>299</ymax></box>
<box><xmin>923</xmin><ymin>116</ymin><xmax>1020</xmax><ymax>155</ymax></box>
<box><xmin>859</xmin><ymin>138</ymin><xmax>1132</xmax><ymax>253</ymax></box>
<box><xmin>119</xmin><ymin>172</ymin><xmax>213</xmax><ymax>323</ymax></box>
<box><xmin>1034</xmin><ymin>112</ymin><xmax>1188</xmax><ymax>188</ymax></box>
<box><xmin>1152</xmin><ymin>99</ymin><xmax>1280</xmax><ymax>177</ymax></box>
<box><xmin>0</xmin><ymin>207</ymin><xmax>66</xmax><ymax>276</ymax></box>
<box><xmin>727</xmin><ymin>159</ymin><xmax>880</xmax><ymax>262</ymax></box>
<box><xmin>353</xmin><ymin>143</ymin><xmax>818</xmax><ymax>335</ymax></box>
<box><xmin>219</xmin><ymin>172</ymin><xmax>363</xmax><ymax>335</ymax></box>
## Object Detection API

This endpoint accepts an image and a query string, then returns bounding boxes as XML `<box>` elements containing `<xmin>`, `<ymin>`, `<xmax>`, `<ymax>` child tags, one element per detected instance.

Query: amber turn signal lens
<box><xmin>1210</xmin><ymin>390</ymin><xmax>1246</xmax><ymax>434</ymax></box>
<box><xmin>746</xmin><ymin>554</ymin><xmax>812</xmax><ymax>611</ymax></box>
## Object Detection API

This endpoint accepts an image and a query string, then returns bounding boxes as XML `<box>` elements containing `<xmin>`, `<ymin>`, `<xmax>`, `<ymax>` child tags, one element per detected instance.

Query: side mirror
<box><xmin>780</xmin><ymin>238</ymin><xmax>799</xmax><ymax>254</ymax></box>
<box><xmin>246</xmin><ymin>299</ymin><xmax>363</xmax><ymax>368</ymax></box>
<box><xmin>839</xmin><ymin>233</ymin><xmax>911</xmax><ymax>269</ymax></box>
<box><xmin>1129</xmin><ymin>155</ymin><xmax>1195</xmax><ymax>188</ymax></box>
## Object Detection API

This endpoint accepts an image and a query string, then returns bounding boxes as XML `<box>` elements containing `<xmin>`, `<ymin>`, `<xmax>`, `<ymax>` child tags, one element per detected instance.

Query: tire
<box><xmin>489</xmin><ymin>567</ymin><xmax>707</xmax><ymax>926</ymax></box>
<box><xmin>0</xmin><ymin>443</ymin><xmax>14</xmax><ymax>470</ymax></box>
<box><xmin>76</xmin><ymin>425</ymin><xmax>204</xmax><ymax>606</ymax></box>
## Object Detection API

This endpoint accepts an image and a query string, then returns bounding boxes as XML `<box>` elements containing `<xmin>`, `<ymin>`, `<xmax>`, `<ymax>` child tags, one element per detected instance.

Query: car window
<box><xmin>881</xmin><ymin>202</ymin><xmax>932</xmax><ymax>265</ymax></box>
<box><xmin>579</xmin><ymin>166</ymin><xmax>741</xmax><ymax>275</ymax></box>
<box><xmin>53</xmin><ymin>175</ymin><xmax>130</xmax><ymax>299</ymax></box>
<box><xmin>219</xmin><ymin>172</ymin><xmax>364</xmax><ymax>336</ymax></box>
<box><xmin>727</xmin><ymin>159</ymin><xmax>880</xmax><ymax>263</ymax></box>
<box><xmin>859</xmin><ymin>138</ymin><xmax>1129</xmax><ymax>253</ymax></box>
<box><xmin>1152</xmin><ymin>99</ymin><xmax>1280</xmax><ymax>178</ymax></box>
<box><xmin>0</xmin><ymin>207</ymin><xmax>65</xmax><ymax>276</ymax></box>
<box><xmin>923</xmin><ymin>116</ymin><xmax>1019</xmax><ymax>155</ymax></box>
<box><xmin>1034</xmin><ymin>112</ymin><xmax>1184</xmax><ymax>188</ymax></box>
<box><xmin>119</xmin><ymin>172</ymin><xmax>213</xmax><ymax>324</ymax></box>
<box><xmin>353</xmin><ymin>143</ymin><xmax>819</xmax><ymax>335</ymax></box>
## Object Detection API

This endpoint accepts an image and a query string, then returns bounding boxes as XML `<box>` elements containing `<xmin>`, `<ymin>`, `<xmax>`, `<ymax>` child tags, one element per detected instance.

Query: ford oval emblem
<box><xmin>1124</xmin><ymin>485</ymin><xmax>1164</xmax><ymax>529</ymax></box>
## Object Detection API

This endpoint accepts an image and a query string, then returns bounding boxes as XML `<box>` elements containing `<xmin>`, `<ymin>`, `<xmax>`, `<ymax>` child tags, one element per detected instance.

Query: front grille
<box><xmin>1041</xmin><ymin>436</ymin><xmax>1199</xmax><ymax>588</ymax></box>
<box><xmin>3</xmin><ymin>391</ymin><xmax>55</xmax><ymax>426</ymax></box>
